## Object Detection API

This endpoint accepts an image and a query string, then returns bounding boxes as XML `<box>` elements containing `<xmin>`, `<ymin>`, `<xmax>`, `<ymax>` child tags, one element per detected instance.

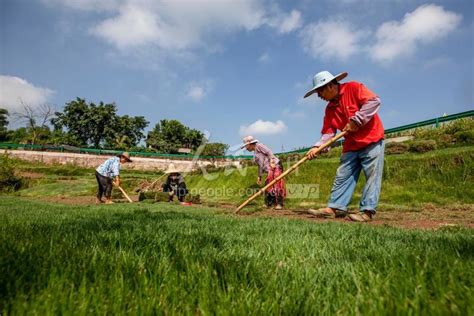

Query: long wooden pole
<box><xmin>145</xmin><ymin>173</ymin><xmax>167</xmax><ymax>191</ymax></box>
<box><xmin>117</xmin><ymin>186</ymin><xmax>134</xmax><ymax>203</ymax></box>
<box><xmin>235</xmin><ymin>131</ymin><xmax>347</xmax><ymax>213</ymax></box>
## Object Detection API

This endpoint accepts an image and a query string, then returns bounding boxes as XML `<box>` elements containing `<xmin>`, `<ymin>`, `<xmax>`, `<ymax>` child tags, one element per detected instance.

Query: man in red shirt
<box><xmin>304</xmin><ymin>71</ymin><xmax>385</xmax><ymax>222</ymax></box>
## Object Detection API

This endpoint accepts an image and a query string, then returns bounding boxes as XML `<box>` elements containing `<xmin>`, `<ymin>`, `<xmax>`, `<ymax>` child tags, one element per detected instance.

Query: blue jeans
<box><xmin>328</xmin><ymin>140</ymin><xmax>384</xmax><ymax>213</ymax></box>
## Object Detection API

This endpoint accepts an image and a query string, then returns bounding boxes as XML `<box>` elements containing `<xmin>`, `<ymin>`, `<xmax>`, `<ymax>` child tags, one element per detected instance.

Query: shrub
<box><xmin>435</xmin><ymin>134</ymin><xmax>456</xmax><ymax>148</ymax></box>
<box><xmin>408</xmin><ymin>140</ymin><xmax>437</xmax><ymax>153</ymax></box>
<box><xmin>454</xmin><ymin>130</ymin><xmax>474</xmax><ymax>145</ymax></box>
<box><xmin>385</xmin><ymin>142</ymin><xmax>409</xmax><ymax>155</ymax></box>
<box><xmin>0</xmin><ymin>154</ymin><xmax>25</xmax><ymax>192</ymax></box>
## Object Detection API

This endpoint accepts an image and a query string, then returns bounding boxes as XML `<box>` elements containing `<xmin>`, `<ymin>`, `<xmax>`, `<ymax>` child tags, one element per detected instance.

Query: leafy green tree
<box><xmin>146</xmin><ymin>119</ymin><xmax>205</xmax><ymax>154</ymax></box>
<box><xmin>52</xmin><ymin>98</ymin><xmax>117</xmax><ymax>148</ymax></box>
<box><xmin>184</xmin><ymin>129</ymin><xmax>206</xmax><ymax>150</ymax></box>
<box><xmin>7</xmin><ymin>127</ymin><xmax>29</xmax><ymax>144</ymax></box>
<box><xmin>200</xmin><ymin>142</ymin><xmax>229</xmax><ymax>157</ymax></box>
<box><xmin>52</xmin><ymin>98</ymin><xmax>148</xmax><ymax>149</ymax></box>
<box><xmin>105</xmin><ymin>115</ymin><xmax>149</xmax><ymax>150</ymax></box>
<box><xmin>0</xmin><ymin>109</ymin><xmax>8</xmax><ymax>141</ymax></box>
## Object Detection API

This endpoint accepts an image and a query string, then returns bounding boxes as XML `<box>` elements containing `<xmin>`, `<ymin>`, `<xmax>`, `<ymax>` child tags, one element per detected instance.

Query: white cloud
<box><xmin>268</xmin><ymin>9</ymin><xmax>303</xmax><ymax>34</ymax></box>
<box><xmin>239</xmin><ymin>119</ymin><xmax>287</xmax><ymax>136</ymax></box>
<box><xmin>92</xmin><ymin>4</ymin><xmax>162</xmax><ymax>49</ymax></box>
<box><xmin>47</xmin><ymin>0</ymin><xmax>301</xmax><ymax>53</ymax></box>
<box><xmin>88</xmin><ymin>0</ymin><xmax>266</xmax><ymax>50</ymax></box>
<box><xmin>185</xmin><ymin>81</ymin><xmax>213</xmax><ymax>102</ymax></box>
<box><xmin>0</xmin><ymin>75</ymin><xmax>55</xmax><ymax>112</ymax></box>
<box><xmin>258</xmin><ymin>52</ymin><xmax>271</xmax><ymax>63</ymax></box>
<box><xmin>300</xmin><ymin>19</ymin><xmax>367</xmax><ymax>61</ymax></box>
<box><xmin>186</xmin><ymin>86</ymin><xmax>205</xmax><ymax>102</ymax></box>
<box><xmin>371</xmin><ymin>4</ymin><xmax>462</xmax><ymax>63</ymax></box>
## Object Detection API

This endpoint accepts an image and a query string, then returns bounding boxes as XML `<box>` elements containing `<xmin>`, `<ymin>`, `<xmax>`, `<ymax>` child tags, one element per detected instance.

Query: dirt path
<box><xmin>34</xmin><ymin>196</ymin><xmax>474</xmax><ymax>230</ymax></box>
<box><xmin>238</xmin><ymin>207</ymin><xmax>474</xmax><ymax>230</ymax></box>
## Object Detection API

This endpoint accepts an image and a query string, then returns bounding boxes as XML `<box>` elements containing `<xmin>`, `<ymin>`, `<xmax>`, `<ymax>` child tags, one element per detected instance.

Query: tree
<box><xmin>184</xmin><ymin>128</ymin><xmax>206</xmax><ymax>150</ymax></box>
<box><xmin>105</xmin><ymin>115</ymin><xmax>149</xmax><ymax>150</ymax></box>
<box><xmin>52</xmin><ymin>98</ymin><xmax>148</xmax><ymax>149</ymax></box>
<box><xmin>52</xmin><ymin>98</ymin><xmax>116</xmax><ymax>148</ymax></box>
<box><xmin>146</xmin><ymin>119</ymin><xmax>205</xmax><ymax>154</ymax></box>
<box><xmin>0</xmin><ymin>108</ymin><xmax>8</xmax><ymax>141</ymax></box>
<box><xmin>200</xmin><ymin>142</ymin><xmax>229</xmax><ymax>157</ymax></box>
<box><xmin>12</xmin><ymin>102</ymin><xmax>55</xmax><ymax>144</ymax></box>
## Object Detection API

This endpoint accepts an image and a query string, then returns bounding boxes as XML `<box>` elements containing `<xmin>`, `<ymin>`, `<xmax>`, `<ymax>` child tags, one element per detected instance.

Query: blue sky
<box><xmin>1</xmin><ymin>0</ymin><xmax>473</xmax><ymax>154</ymax></box>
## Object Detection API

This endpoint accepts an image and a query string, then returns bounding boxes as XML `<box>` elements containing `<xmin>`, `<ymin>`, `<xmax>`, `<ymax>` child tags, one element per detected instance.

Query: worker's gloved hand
<box><xmin>113</xmin><ymin>180</ymin><xmax>120</xmax><ymax>187</ymax></box>
<box><xmin>256</xmin><ymin>177</ymin><xmax>262</xmax><ymax>185</ymax></box>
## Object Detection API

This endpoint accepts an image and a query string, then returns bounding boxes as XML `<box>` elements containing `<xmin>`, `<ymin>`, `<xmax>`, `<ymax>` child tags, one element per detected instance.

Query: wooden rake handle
<box><xmin>235</xmin><ymin>131</ymin><xmax>347</xmax><ymax>213</ymax></box>
<box><xmin>117</xmin><ymin>186</ymin><xmax>133</xmax><ymax>203</ymax></box>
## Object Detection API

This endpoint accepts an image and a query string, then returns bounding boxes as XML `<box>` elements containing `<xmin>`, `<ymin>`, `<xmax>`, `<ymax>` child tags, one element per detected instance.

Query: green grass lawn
<box><xmin>7</xmin><ymin>146</ymin><xmax>473</xmax><ymax>212</ymax></box>
<box><xmin>1</xmin><ymin>197</ymin><xmax>473</xmax><ymax>315</ymax></box>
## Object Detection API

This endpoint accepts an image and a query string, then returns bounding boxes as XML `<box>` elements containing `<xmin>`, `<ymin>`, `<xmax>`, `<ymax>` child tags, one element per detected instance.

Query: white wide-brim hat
<box><xmin>165</xmin><ymin>163</ymin><xmax>181</xmax><ymax>174</ymax></box>
<box><xmin>303</xmin><ymin>71</ymin><xmax>348</xmax><ymax>98</ymax></box>
<box><xmin>241</xmin><ymin>135</ymin><xmax>259</xmax><ymax>149</ymax></box>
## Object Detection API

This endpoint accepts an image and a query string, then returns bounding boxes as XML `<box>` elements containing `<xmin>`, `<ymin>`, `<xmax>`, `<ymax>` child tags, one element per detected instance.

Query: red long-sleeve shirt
<box><xmin>317</xmin><ymin>81</ymin><xmax>385</xmax><ymax>152</ymax></box>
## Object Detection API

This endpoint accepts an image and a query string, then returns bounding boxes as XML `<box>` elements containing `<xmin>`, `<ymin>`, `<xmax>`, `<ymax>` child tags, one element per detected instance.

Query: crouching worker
<box><xmin>95</xmin><ymin>152</ymin><xmax>132</xmax><ymax>204</ymax></box>
<box><xmin>162</xmin><ymin>164</ymin><xmax>188</xmax><ymax>202</ymax></box>
<box><xmin>304</xmin><ymin>71</ymin><xmax>385</xmax><ymax>222</ymax></box>
<box><xmin>242</xmin><ymin>136</ymin><xmax>286</xmax><ymax>210</ymax></box>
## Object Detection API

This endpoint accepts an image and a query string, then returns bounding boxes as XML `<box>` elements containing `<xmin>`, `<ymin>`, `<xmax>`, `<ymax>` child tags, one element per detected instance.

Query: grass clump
<box><xmin>385</xmin><ymin>142</ymin><xmax>409</xmax><ymax>154</ymax></box>
<box><xmin>413</xmin><ymin>118</ymin><xmax>474</xmax><ymax>147</ymax></box>
<box><xmin>0</xmin><ymin>154</ymin><xmax>25</xmax><ymax>192</ymax></box>
<box><xmin>408</xmin><ymin>139</ymin><xmax>437</xmax><ymax>153</ymax></box>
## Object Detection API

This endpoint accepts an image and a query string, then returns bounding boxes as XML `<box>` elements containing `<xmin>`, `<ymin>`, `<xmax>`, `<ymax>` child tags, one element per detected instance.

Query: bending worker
<box><xmin>242</xmin><ymin>136</ymin><xmax>286</xmax><ymax>210</ymax></box>
<box><xmin>95</xmin><ymin>152</ymin><xmax>132</xmax><ymax>204</ymax></box>
<box><xmin>304</xmin><ymin>71</ymin><xmax>385</xmax><ymax>222</ymax></box>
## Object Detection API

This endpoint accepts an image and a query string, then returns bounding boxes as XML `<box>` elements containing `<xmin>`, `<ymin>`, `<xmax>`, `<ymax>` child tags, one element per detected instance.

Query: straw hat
<box><xmin>241</xmin><ymin>135</ymin><xmax>259</xmax><ymax>149</ymax></box>
<box><xmin>303</xmin><ymin>71</ymin><xmax>348</xmax><ymax>98</ymax></box>
<box><xmin>119</xmin><ymin>152</ymin><xmax>132</xmax><ymax>162</ymax></box>
<box><xmin>165</xmin><ymin>163</ymin><xmax>181</xmax><ymax>174</ymax></box>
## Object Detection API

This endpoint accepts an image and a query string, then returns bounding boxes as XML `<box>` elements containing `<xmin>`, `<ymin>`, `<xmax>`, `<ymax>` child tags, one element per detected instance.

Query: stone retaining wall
<box><xmin>3</xmin><ymin>150</ymin><xmax>242</xmax><ymax>172</ymax></box>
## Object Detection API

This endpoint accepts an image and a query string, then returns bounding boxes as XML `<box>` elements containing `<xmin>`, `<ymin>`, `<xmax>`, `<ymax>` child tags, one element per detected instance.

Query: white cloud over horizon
<box><xmin>0</xmin><ymin>75</ymin><xmax>55</xmax><ymax>112</ymax></box>
<box><xmin>300</xmin><ymin>19</ymin><xmax>367</xmax><ymax>61</ymax></box>
<box><xmin>371</xmin><ymin>4</ymin><xmax>462</xmax><ymax>62</ymax></box>
<box><xmin>239</xmin><ymin>119</ymin><xmax>288</xmax><ymax>136</ymax></box>
<box><xmin>299</xmin><ymin>4</ymin><xmax>462</xmax><ymax>63</ymax></box>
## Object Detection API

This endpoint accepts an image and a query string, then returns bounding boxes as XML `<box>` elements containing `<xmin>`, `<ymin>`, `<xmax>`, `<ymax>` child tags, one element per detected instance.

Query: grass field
<box><xmin>1</xmin><ymin>197</ymin><xmax>473</xmax><ymax>315</ymax></box>
<box><xmin>9</xmin><ymin>146</ymin><xmax>474</xmax><ymax>210</ymax></box>
<box><xmin>1</xmin><ymin>145</ymin><xmax>473</xmax><ymax>314</ymax></box>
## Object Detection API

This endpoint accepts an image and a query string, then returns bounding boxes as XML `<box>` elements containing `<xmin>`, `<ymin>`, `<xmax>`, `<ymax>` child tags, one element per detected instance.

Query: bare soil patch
<box><xmin>239</xmin><ymin>205</ymin><xmax>474</xmax><ymax>230</ymax></box>
<box><xmin>18</xmin><ymin>171</ymin><xmax>44</xmax><ymax>179</ymax></box>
